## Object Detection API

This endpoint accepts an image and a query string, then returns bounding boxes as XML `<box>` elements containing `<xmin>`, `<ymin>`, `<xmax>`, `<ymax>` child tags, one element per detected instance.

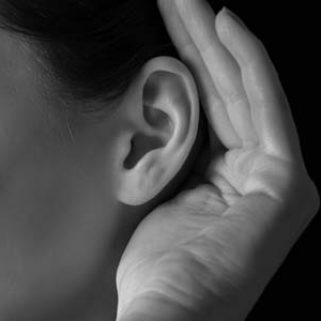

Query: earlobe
<box><xmin>117</xmin><ymin>57</ymin><xmax>199</xmax><ymax>206</ymax></box>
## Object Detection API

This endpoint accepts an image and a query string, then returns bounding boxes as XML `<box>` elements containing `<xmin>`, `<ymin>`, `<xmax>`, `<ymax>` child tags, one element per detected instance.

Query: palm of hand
<box><xmin>117</xmin><ymin>146</ymin><xmax>309</xmax><ymax>320</ymax></box>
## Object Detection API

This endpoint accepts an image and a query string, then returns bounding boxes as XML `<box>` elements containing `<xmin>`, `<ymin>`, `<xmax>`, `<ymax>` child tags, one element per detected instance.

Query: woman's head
<box><xmin>0</xmin><ymin>1</ymin><xmax>204</xmax><ymax>319</ymax></box>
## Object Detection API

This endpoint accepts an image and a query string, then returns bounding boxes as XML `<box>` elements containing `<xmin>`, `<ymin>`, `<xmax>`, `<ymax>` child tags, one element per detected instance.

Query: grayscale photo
<box><xmin>0</xmin><ymin>1</ymin><xmax>319</xmax><ymax>320</ymax></box>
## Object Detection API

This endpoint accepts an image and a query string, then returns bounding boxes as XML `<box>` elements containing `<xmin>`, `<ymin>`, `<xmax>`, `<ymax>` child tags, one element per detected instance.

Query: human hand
<box><xmin>115</xmin><ymin>1</ymin><xmax>320</xmax><ymax>320</ymax></box>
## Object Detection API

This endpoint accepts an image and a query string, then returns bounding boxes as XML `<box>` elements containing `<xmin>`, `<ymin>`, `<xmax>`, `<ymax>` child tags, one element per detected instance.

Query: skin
<box><xmin>0</xmin><ymin>28</ymin><xmax>120</xmax><ymax>320</ymax></box>
<box><xmin>116</xmin><ymin>1</ymin><xmax>320</xmax><ymax>321</ymax></box>
<box><xmin>0</xmin><ymin>1</ymin><xmax>319</xmax><ymax>321</ymax></box>
<box><xmin>0</xmin><ymin>9</ymin><xmax>204</xmax><ymax>321</ymax></box>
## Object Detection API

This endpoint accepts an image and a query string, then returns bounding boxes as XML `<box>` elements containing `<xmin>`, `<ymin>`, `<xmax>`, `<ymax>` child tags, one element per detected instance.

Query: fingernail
<box><xmin>222</xmin><ymin>7</ymin><xmax>248</xmax><ymax>30</ymax></box>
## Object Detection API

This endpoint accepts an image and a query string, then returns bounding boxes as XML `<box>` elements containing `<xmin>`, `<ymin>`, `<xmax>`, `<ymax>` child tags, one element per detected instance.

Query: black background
<box><xmin>205</xmin><ymin>1</ymin><xmax>320</xmax><ymax>319</ymax></box>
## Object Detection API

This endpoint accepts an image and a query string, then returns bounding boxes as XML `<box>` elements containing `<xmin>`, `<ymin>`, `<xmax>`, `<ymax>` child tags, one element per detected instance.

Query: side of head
<box><xmin>0</xmin><ymin>1</ymin><xmax>204</xmax><ymax>319</ymax></box>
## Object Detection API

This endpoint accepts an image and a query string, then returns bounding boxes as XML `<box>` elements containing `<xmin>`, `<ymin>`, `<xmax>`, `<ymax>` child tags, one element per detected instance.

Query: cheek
<box><xmin>0</xmin><ymin>73</ymin><xmax>58</xmax><ymax>182</ymax></box>
<box><xmin>0</xmin><ymin>95</ymin><xmax>36</xmax><ymax>172</ymax></box>
<box><xmin>0</xmin><ymin>105</ymin><xmax>118</xmax><ymax>318</ymax></box>
<box><xmin>1</xmin><ymin>176</ymin><xmax>117</xmax><ymax>320</ymax></box>
<box><xmin>0</xmin><ymin>33</ymin><xmax>119</xmax><ymax>317</ymax></box>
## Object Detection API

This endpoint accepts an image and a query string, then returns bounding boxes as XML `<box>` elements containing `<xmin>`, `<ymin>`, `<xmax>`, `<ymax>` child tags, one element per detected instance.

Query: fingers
<box><xmin>157</xmin><ymin>0</ymin><xmax>245</xmax><ymax>150</ymax></box>
<box><xmin>215</xmin><ymin>8</ymin><xmax>304</xmax><ymax>162</ymax></box>
<box><xmin>176</xmin><ymin>0</ymin><xmax>259</xmax><ymax>145</ymax></box>
<box><xmin>159</xmin><ymin>0</ymin><xmax>304</xmax><ymax>165</ymax></box>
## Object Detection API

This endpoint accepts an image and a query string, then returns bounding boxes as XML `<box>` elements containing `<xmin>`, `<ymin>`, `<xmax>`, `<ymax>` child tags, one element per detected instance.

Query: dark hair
<box><xmin>0</xmin><ymin>0</ymin><xmax>179</xmax><ymax>118</ymax></box>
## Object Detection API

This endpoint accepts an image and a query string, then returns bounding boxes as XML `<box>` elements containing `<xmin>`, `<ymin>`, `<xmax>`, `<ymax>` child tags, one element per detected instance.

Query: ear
<box><xmin>115</xmin><ymin>56</ymin><xmax>199</xmax><ymax>206</ymax></box>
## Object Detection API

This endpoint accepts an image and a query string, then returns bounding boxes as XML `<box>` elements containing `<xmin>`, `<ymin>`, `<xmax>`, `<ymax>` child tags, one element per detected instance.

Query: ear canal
<box><xmin>123</xmin><ymin>132</ymin><xmax>163</xmax><ymax>170</ymax></box>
